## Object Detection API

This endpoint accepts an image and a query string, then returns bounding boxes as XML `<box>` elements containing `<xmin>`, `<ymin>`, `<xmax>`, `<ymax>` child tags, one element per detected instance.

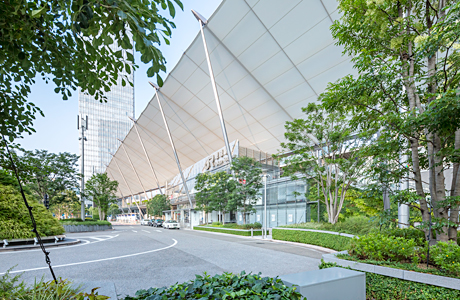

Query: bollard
<box><xmin>251</xmin><ymin>228</ymin><xmax>253</xmax><ymax>237</ymax></box>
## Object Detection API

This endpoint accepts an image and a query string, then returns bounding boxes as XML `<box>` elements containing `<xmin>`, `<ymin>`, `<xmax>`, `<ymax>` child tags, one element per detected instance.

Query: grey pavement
<box><xmin>0</xmin><ymin>225</ymin><xmax>325</xmax><ymax>299</ymax></box>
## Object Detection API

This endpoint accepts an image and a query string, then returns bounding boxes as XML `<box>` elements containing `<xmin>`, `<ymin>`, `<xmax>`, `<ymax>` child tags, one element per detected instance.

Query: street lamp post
<box><xmin>262</xmin><ymin>173</ymin><xmax>270</xmax><ymax>239</ymax></box>
<box><xmin>78</xmin><ymin>115</ymin><xmax>88</xmax><ymax>220</ymax></box>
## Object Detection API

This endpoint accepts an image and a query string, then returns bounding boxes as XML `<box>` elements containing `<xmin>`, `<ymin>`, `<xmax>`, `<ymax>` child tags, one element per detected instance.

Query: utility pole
<box><xmin>78</xmin><ymin>115</ymin><xmax>88</xmax><ymax>221</ymax></box>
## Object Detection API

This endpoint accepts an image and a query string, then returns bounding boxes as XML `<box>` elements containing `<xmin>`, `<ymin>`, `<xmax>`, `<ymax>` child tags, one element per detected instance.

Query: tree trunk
<box><xmin>449</xmin><ymin>130</ymin><xmax>460</xmax><ymax>242</ymax></box>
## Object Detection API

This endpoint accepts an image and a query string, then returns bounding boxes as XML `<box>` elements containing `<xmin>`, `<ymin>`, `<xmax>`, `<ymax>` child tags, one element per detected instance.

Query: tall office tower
<box><xmin>78</xmin><ymin>51</ymin><xmax>134</xmax><ymax>187</ymax></box>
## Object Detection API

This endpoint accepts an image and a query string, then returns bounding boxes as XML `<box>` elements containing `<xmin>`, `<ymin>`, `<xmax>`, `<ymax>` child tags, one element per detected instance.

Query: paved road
<box><xmin>0</xmin><ymin>225</ymin><xmax>325</xmax><ymax>298</ymax></box>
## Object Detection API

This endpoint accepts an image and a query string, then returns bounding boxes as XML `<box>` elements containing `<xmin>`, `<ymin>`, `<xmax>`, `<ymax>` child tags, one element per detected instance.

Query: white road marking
<box><xmin>132</xmin><ymin>230</ymin><xmax>137</xmax><ymax>233</ymax></box>
<box><xmin>141</xmin><ymin>230</ymin><xmax>150</xmax><ymax>233</ymax></box>
<box><xmin>156</xmin><ymin>230</ymin><xmax>162</xmax><ymax>232</ymax></box>
<box><xmin>87</xmin><ymin>237</ymin><xmax>105</xmax><ymax>241</ymax></box>
<box><xmin>3</xmin><ymin>239</ymin><xmax>178</xmax><ymax>274</ymax></box>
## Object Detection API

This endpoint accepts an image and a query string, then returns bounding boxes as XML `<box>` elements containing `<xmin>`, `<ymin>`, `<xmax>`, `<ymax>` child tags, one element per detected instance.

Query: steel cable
<box><xmin>1</xmin><ymin>135</ymin><xmax>57</xmax><ymax>283</ymax></box>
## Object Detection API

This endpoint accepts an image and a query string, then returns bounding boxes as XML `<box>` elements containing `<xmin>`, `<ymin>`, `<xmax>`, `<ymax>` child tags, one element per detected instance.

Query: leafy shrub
<box><xmin>379</xmin><ymin>228</ymin><xmax>460</xmax><ymax>246</ymax></box>
<box><xmin>431</xmin><ymin>241</ymin><xmax>460</xmax><ymax>276</ymax></box>
<box><xmin>241</xmin><ymin>222</ymin><xmax>262</xmax><ymax>229</ymax></box>
<box><xmin>349</xmin><ymin>233</ymin><xmax>424</xmax><ymax>263</ymax></box>
<box><xmin>253</xmin><ymin>222</ymin><xmax>262</xmax><ymax>229</ymax></box>
<box><xmin>283</xmin><ymin>216</ymin><xmax>377</xmax><ymax>235</ymax></box>
<box><xmin>0</xmin><ymin>267</ymin><xmax>108</xmax><ymax>300</ymax></box>
<box><xmin>378</xmin><ymin>228</ymin><xmax>425</xmax><ymax>242</ymax></box>
<box><xmin>272</xmin><ymin>229</ymin><xmax>351</xmax><ymax>251</ymax></box>
<box><xmin>0</xmin><ymin>184</ymin><xmax>64</xmax><ymax>239</ymax></box>
<box><xmin>212</xmin><ymin>221</ymin><xmax>222</xmax><ymax>225</ymax></box>
<box><xmin>319</xmin><ymin>260</ymin><xmax>460</xmax><ymax>300</ymax></box>
<box><xmin>122</xmin><ymin>272</ymin><xmax>305</xmax><ymax>300</ymax></box>
<box><xmin>321</xmin><ymin>216</ymin><xmax>377</xmax><ymax>235</ymax></box>
<box><xmin>0</xmin><ymin>266</ymin><xmax>28</xmax><ymax>299</ymax></box>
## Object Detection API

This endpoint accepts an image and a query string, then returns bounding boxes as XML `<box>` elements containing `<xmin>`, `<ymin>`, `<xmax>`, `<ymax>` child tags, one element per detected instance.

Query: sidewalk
<box><xmin>191</xmin><ymin>228</ymin><xmax>336</xmax><ymax>253</ymax></box>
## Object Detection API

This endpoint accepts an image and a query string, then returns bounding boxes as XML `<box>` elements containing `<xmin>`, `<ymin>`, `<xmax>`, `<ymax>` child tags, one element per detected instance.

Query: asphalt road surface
<box><xmin>0</xmin><ymin>225</ymin><xmax>326</xmax><ymax>298</ymax></box>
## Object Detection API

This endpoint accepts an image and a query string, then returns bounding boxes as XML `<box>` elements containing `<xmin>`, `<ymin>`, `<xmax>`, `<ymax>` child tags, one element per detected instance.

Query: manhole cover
<box><xmin>256</xmin><ymin>242</ymin><xmax>264</xmax><ymax>244</ymax></box>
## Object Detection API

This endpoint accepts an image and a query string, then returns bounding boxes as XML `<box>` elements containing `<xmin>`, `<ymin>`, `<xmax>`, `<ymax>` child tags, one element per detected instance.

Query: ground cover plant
<box><xmin>346</xmin><ymin>233</ymin><xmax>460</xmax><ymax>278</ymax></box>
<box><xmin>0</xmin><ymin>184</ymin><xmax>64</xmax><ymax>239</ymax></box>
<box><xmin>122</xmin><ymin>271</ymin><xmax>305</xmax><ymax>300</ymax></box>
<box><xmin>319</xmin><ymin>261</ymin><xmax>460</xmax><ymax>300</ymax></box>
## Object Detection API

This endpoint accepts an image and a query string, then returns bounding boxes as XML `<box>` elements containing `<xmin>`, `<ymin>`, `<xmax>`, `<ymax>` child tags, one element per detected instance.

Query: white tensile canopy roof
<box><xmin>106</xmin><ymin>0</ymin><xmax>357</xmax><ymax>198</ymax></box>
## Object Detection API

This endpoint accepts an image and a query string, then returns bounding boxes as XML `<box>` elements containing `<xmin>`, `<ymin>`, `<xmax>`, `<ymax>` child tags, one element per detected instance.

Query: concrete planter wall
<box><xmin>63</xmin><ymin>224</ymin><xmax>112</xmax><ymax>233</ymax></box>
<box><xmin>323</xmin><ymin>251</ymin><xmax>460</xmax><ymax>291</ymax></box>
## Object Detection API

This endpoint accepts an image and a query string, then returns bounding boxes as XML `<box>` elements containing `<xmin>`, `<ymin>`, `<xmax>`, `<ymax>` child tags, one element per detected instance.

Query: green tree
<box><xmin>194</xmin><ymin>172</ymin><xmax>214</xmax><ymax>224</ymax></box>
<box><xmin>276</xmin><ymin>103</ymin><xmax>368</xmax><ymax>224</ymax></box>
<box><xmin>1</xmin><ymin>0</ymin><xmax>183</xmax><ymax>141</ymax></box>
<box><xmin>51</xmin><ymin>190</ymin><xmax>80</xmax><ymax>219</ymax></box>
<box><xmin>230</xmin><ymin>157</ymin><xmax>263</xmax><ymax>224</ymax></box>
<box><xmin>194</xmin><ymin>171</ymin><xmax>236</xmax><ymax>224</ymax></box>
<box><xmin>85</xmin><ymin>173</ymin><xmax>118</xmax><ymax>221</ymax></box>
<box><xmin>321</xmin><ymin>0</ymin><xmax>460</xmax><ymax>241</ymax></box>
<box><xmin>0</xmin><ymin>169</ymin><xmax>17</xmax><ymax>188</ymax></box>
<box><xmin>108</xmin><ymin>203</ymin><xmax>120</xmax><ymax>218</ymax></box>
<box><xmin>146</xmin><ymin>194</ymin><xmax>170</xmax><ymax>217</ymax></box>
<box><xmin>0</xmin><ymin>150</ymin><xmax>80</xmax><ymax>202</ymax></box>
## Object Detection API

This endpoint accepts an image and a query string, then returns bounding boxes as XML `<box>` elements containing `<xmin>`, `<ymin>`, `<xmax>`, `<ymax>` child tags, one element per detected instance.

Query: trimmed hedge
<box><xmin>272</xmin><ymin>228</ymin><xmax>351</xmax><ymax>251</ymax></box>
<box><xmin>194</xmin><ymin>226</ymin><xmax>262</xmax><ymax>236</ymax></box>
<box><xmin>122</xmin><ymin>272</ymin><xmax>304</xmax><ymax>300</ymax></box>
<box><xmin>319</xmin><ymin>260</ymin><xmax>460</xmax><ymax>300</ymax></box>
<box><xmin>59</xmin><ymin>220</ymin><xmax>111</xmax><ymax>226</ymax></box>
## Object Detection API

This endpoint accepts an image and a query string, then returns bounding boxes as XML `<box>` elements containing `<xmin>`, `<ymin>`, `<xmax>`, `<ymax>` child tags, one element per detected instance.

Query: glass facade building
<box><xmin>78</xmin><ymin>47</ymin><xmax>134</xmax><ymax>185</ymax></box>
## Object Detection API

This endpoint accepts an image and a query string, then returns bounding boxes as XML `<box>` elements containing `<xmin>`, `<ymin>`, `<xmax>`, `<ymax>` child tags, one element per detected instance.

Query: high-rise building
<box><xmin>78</xmin><ymin>54</ymin><xmax>134</xmax><ymax>187</ymax></box>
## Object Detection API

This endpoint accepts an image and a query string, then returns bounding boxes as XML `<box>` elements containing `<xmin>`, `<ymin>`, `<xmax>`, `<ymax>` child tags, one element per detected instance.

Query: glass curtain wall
<box><xmin>79</xmin><ymin>41</ymin><xmax>134</xmax><ymax>187</ymax></box>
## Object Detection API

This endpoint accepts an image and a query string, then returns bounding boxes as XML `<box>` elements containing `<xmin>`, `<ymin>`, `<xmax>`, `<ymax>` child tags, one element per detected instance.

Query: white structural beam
<box><xmin>129</xmin><ymin>116</ymin><xmax>163</xmax><ymax>195</ymax></box>
<box><xmin>111</xmin><ymin>153</ymin><xmax>144</xmax><ymax>218</ymax></box>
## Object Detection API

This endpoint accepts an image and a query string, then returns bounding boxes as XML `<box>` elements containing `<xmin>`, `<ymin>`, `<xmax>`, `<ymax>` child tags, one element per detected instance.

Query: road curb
<box><xmin>0</xmin><ymin>239</ymin><xmax>81</xmax><ymax>252</ymax></box>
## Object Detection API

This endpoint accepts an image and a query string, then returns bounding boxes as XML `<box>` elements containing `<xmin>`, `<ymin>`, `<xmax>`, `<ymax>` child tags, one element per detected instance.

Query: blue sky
<box><xmin>19</xmin><ymin>0</ymin><xmax>221</xmax><ymax>155</ymax></box>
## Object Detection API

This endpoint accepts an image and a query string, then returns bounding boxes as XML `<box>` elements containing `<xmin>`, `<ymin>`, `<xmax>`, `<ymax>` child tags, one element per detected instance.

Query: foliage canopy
<box><xmin>1</xmin><ymin>0</ymin><xmax>183</xmax><ymax>140</ymax></box>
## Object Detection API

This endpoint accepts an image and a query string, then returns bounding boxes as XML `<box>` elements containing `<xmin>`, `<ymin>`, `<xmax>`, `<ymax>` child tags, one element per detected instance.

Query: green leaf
<box><xmin>147</xmin><ymin>66</ymin><xmax>156</xmax><ymax>77</ymax></box>
<box><xmin>167</xmin><ymin>1</ymin><xmax>176</xmax><ymax>18</ymax></box>
<box><xmin>157</xmin><ymin>75</ymin><xmax>164</xmax><ymax>87</ymax></box>
<box><xmin>173</xmin><ymin>0</ymin><xmax>184</xmax><ymax>11</ymax></box>
<box><xmin>31</xmin><ymin>6</ymin><xmax>46</xmax><ymax>18</ymax></box>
